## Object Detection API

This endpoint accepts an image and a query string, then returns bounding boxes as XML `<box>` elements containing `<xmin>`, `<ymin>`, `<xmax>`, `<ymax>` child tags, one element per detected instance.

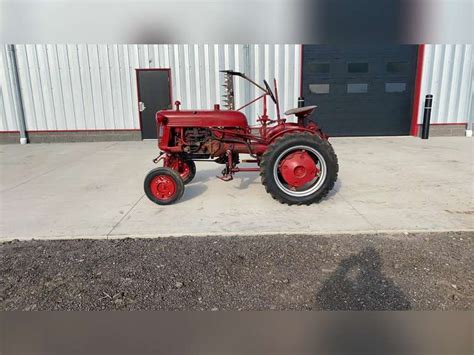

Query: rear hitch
<box><xmin>217</xmin><ymin>149</ymin><xmax>235</xmax><ymax>181</ymax></box>
<box><xmin>217</xmin><ymin>170</ymin><xmax>233</xmax><ymax>181</ymax></box>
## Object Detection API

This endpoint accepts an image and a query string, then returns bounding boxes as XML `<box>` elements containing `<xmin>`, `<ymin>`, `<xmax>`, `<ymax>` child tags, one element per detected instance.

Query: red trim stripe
<box><xmin>26</xmin><ymin>129</ymin><xmax>140</xmax><ymax>133</ymax></box>
<box><xmin>410</xmin><ymin>44</ymin><xmax>425</xmax><ymax>136</ymax></box>
<box><xmin>418</xmin><ymin>123</ymin><xmax>467</xmax><ymax>126</ymax></box>
<box><xmin>0</xmin><ymin>129</ymin><xmax>140</xmax><ymax>134</ymax></box>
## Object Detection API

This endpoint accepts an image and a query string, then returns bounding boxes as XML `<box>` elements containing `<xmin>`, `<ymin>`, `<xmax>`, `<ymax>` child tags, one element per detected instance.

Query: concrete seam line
<box><xmin>105</xmin><ymin>194</ymin><xmax>145</xmax><ymax>238</ymax></box>
<box><xmin>338</xmin><ymin>191</ymin><xmax>379</xmax><ymax>230</ymax></box>
<box><xmin>1</xmin><ymin>229</ymin><xmax>473</xmax><ymax>243</ymax></box>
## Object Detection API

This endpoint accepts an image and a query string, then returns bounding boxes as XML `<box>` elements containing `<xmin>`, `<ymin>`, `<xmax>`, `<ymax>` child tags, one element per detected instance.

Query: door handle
<box><xmin>139</xmin><ymin>101</ymin><xmax>146</xmax><ymax>112</ymax></box>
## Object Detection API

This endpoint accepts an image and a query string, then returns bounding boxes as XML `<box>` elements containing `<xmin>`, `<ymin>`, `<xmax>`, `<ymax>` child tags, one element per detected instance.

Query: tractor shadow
<box><xmin>190</xmin><ymin>166</ymin><xmax>260</xmax><ymax>188</ymax></box>
<box><xmin>188</xmin><ymin>166</ymin><xmax>342</xmax><ymax>200</ymax></box>
<box><xmin>178</xmin><ymin>167</ymin><xmax>215</xmax><ymax>203</ymax></box>
<box><xmin>180</xmin><ymin>183</ymin><xmax>208</xmax><ymax>202</ymax></box>
<box><xmin>235</xmin><ymin>172</ymin><xmax>259</xmax><ymax>190</ymax></box>
<box><xmin>315</xmin><ymin>247</ymin><xmax>411</xmax><ymax>310</ymax></box>
<box><xmin>180</xmin><ymin>168</ymin><xmax>260</xmax><ymax>202</ymax></box>
<box><xmin>190</xmin><ymin>167</ymin><xmax>220</xmax><ymax>184</ymax></box>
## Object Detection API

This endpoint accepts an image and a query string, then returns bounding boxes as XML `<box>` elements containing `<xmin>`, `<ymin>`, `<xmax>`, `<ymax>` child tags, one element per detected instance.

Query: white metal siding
<box><xmin>0</xmin><ymin>46</ymin><xmax>19</xmax><ymax>131</ymax></box>
<box><xmin>4</xmin><ymin>44</ymin><xmax>471</xmax><ymax>134</ymax></box>
<box><xmin>417</xmin><ymin>44</ymin><xmax>473</xmax><ymax>125</ymax></box>
<box><xmin>0</xmin><ymin>44</ymin><xmax>302</xmax><ymax>132</ymax></box>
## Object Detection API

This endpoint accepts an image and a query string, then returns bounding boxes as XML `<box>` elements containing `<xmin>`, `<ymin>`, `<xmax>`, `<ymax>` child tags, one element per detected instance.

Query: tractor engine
<box><xmin>156</xmin><ymin>107</ymin><xmax>250</xmax><ymax>158</ymax></box>
<box><xmin>182</xmin><ymin>127</ymin><xmax>211</xmax><ymax>153</ymax></box>
<box><xmin>181</xmin><ymin>127</ymin><xmax>236</xmax><ymax>158</ymax></box>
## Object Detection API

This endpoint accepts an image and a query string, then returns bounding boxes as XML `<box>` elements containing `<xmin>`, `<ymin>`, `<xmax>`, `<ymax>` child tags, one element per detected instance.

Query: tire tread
<box><xmin>259</xmin><ymin>133</ymin><xmax>338</xmax><ymax>205</ymax></box>
<box><xmin>144</xmin><ymin>167</ymin><xmax>185</xmax><ymax>205</ymax></box>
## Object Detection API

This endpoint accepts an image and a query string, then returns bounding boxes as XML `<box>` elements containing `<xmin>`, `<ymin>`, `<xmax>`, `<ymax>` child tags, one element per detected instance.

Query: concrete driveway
<box><xmin>0</xmin><ymin>137</ymin><xmax>472</xmax><ymax>240</ymax></box>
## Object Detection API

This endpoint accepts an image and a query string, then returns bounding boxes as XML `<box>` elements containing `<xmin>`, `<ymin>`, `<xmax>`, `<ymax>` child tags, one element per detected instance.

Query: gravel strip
<box><xmin>1</xmin><ymin>231</ymin><xmax>472</xmax><ymax>310</ymax></box>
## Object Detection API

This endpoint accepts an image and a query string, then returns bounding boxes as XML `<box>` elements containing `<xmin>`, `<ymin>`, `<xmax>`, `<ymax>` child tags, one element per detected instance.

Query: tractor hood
<box><xmin>156</xmin><ymin>109</ymin><xmax>249</xmax><ymax>128</ymax></box>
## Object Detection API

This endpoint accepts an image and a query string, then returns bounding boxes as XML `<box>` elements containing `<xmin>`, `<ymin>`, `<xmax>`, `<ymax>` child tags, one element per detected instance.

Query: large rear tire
<box><xmin>260</xmin><ymin>132</ymin><xmax>338</xmax><ymax>205</ymax></box>
<box><xmin>144</xmin><ymin>167</ymin><xmax>185</xmax><ymax>205</ymax></box>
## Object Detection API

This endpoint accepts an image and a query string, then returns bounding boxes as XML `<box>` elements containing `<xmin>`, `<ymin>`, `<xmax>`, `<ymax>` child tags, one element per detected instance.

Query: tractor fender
<box><xmin>267</xmin><ymin>124</ymin><xmax>325</xmax><ymax>144</ymax></box>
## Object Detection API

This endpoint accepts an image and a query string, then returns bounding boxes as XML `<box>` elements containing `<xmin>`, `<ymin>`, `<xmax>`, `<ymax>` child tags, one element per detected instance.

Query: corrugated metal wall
<box><xmin>0</xmin><ymin>44</ymin><xmax>302</xmax><ymax>132</ymax></box>
<box><xmin>0</xmin><ymin>46</ymin><xmax>18</xmax><ymax>131</ymax></box>
<box><xmin>417</xmin><ymin>44</ymin><xmax>473</xmax><ymax>125</ymax></box>
<box><xmin>2</xmin><ymin>44</ymin><xmax>472</xmax><ymax>134</ymax></box>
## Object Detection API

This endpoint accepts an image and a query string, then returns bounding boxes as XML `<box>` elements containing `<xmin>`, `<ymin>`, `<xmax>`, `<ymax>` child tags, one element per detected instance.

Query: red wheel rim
<box><xmin>149</xmin><ymin>175</ymin><xmax>177</xmax><ymax>201</ymax></box>
<box><xmin>169</xmin><ymin>160</ymin><xmax>190</xmax><ymax>180</ymax></box>
<box><xmin>179</xmin><ymin>162</ymin><xmax>191</xmax><ymax>180</ymax></box>
<box><xmin>279</xmin><ymin>150</ymin><xmax>319</xmax><ymax>188</ymax></box>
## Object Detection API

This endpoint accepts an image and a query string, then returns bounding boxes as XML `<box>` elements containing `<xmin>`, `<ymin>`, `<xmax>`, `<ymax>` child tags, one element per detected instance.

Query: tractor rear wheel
<box><xmin>144</xmin><ymin>167</ymin><xmax>185</xmax><ymax>205</ymax></box>
<box><xmin>260</xmin><ymin>132</ymin><xmax>338</xmax><ymax>205</ymax></box>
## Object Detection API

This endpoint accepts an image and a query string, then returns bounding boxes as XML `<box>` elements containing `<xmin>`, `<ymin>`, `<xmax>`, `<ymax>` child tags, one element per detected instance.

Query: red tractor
<box><xmin>144</xmin><ymin>70</ymin><xmax>338</xmax><ymax>205</ymax></box>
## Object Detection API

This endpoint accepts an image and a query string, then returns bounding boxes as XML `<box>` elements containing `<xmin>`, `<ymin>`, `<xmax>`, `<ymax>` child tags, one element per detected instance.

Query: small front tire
<box><xmin>180</xmin><ymin>159</ymin><xmax>196</xmax><ymax>184</ymax></box>
<box><xmin>144</xmin><ymin>167</ymin><xmax>185</xmax><ymax>205</ymax></box>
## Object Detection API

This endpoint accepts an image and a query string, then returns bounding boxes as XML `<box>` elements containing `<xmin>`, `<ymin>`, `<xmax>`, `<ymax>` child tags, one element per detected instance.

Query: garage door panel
<box><xmin>303</xmin><ymin>45</ymin><xmax>417</xmax><ymax>136</ymax></box>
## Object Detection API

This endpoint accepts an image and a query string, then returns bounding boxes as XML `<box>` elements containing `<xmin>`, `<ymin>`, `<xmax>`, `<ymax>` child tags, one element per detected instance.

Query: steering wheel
<box><xmin>263</xmin><ymin>79</ymin><xmax>277</xmax><ymax>104</ymax></box>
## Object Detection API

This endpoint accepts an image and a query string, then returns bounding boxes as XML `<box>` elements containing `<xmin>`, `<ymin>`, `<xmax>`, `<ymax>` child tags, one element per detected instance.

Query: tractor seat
<box><xmin>284</xmin><ymin>105</ymin><xmax>317</xmax><ymax>117</ymax></box>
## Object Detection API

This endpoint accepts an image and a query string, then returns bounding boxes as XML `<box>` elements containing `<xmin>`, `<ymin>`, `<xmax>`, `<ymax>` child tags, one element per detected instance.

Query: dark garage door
<box><xmin>302</xmin><ymin>45</ymin><xmax>418</xmax><ymax>136</ymax></box>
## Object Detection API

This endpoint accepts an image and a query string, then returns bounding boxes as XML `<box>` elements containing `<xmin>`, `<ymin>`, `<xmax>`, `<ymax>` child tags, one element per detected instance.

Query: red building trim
<box><xmin>410</xmin><ymin>44</ymin><xmax>425</xmax><ymax>136</ymax></box>
<box><xmin>419</xmin><ymin>122</ymin><xmax>467</xmax><ymax>126</ymax></box>
<box><xmin>25</xmin><ymin>129</ymin><xmax>141</xmax><ymax>133</ymax></box>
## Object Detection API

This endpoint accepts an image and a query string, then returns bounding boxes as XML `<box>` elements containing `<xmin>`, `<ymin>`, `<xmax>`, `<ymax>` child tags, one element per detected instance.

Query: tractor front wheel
<box><xmin>166</xmin><ymin>158</ymin><xmax>196</xmax><ymax>184</ymax></box>
<box><xmin>144</xmin><ymin>167</ymin><xmax>185</xmax><ymax>205</ymax></box>
<box><xmin>260</xmin><ymin>133</ymin><xmax>338</xmax><ymax>205</ymax></box>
